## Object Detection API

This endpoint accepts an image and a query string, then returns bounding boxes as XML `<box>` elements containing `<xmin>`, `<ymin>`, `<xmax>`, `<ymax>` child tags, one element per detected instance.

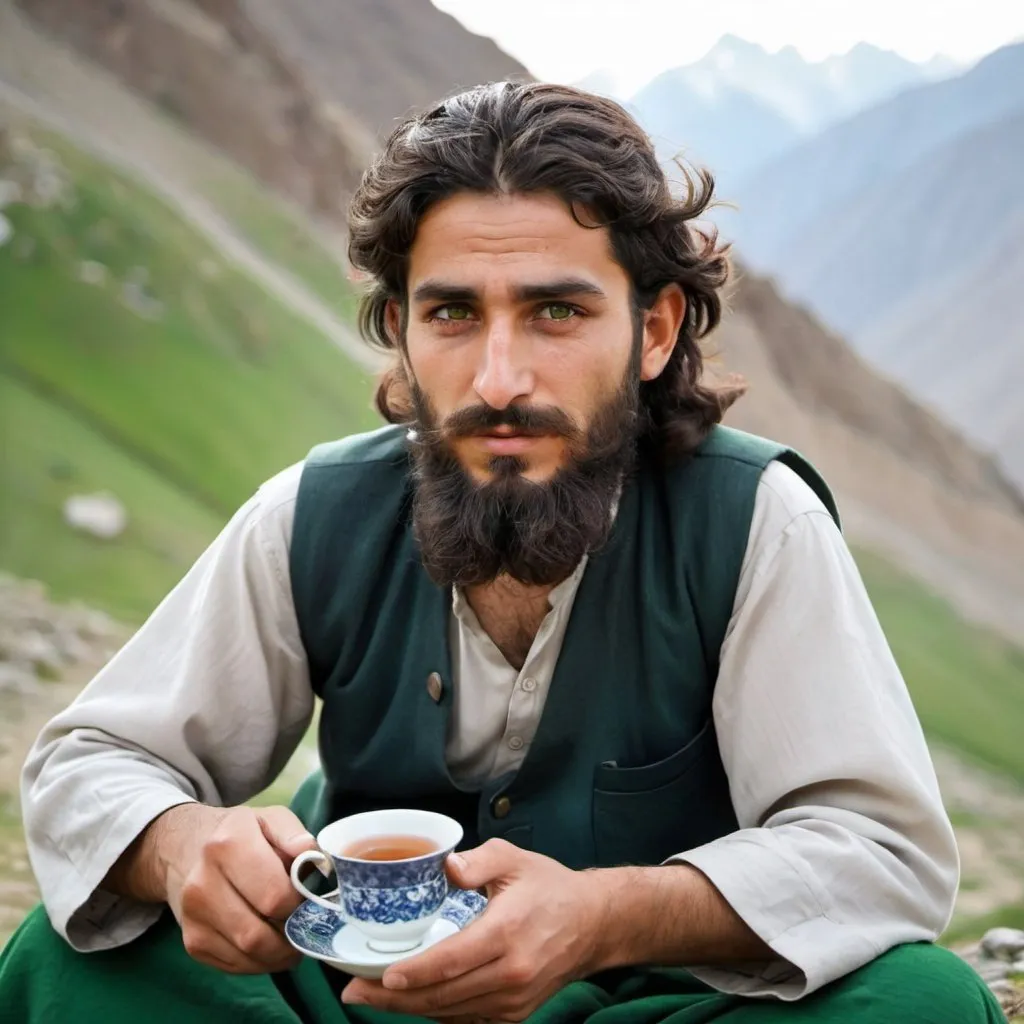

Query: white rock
<box><xmin>63</xmin><ymin>493</ymin><xmax>127</xmax><ymax>540</ymax></box>
<box><xmin>120</xmin><ymin>280</ymin><xmax>164</xmax><ymax>321</ymax></box>
<box><xmin>981</xmin><ymin>927</ymin><xmax>1024</xmax><ymax>961</ymax></box>
<box><xmin>987</xmin><ymin>978</ymin><xmax>1016</xmax><ymax>997</ymax></box>
<box><xmin>1012</xmin><ymin>957</ymin><xmax>1024</xmax><ymax>974</ymax></box>
<box><xmin>976</xmin><ymin>960</ymin><xmax>1010</xmax><ymax>982</ymax></box>
<box><xmin>0</xmin><ymin>212</ymin><xmax>12</xmax><ymax>248</ymax></box>
<box><xmin>52</xmin><ymin>627</ymin><xmax>90</xmax><ymax>663</ymax></box>
<box><xmin>15</xmin><ymin>630</ymin><xmax>62</xmax><ymax>670</ymax></box>
<box><xmin>0</xmin><ymin>663</ymin><xmax>38</xmax><ymax>695</ymax></box>
<box><xmin>78</xmin><ymin>260</ymin><xmax>108</xmax><ymax>286</ymax></box>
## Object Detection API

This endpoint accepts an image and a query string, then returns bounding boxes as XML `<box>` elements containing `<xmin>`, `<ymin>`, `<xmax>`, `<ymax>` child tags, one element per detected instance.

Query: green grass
<box><xmin>0</xmin><ymin>127</ymin><xmax>380</xmax><ymax>618</ymax></box>
<box><xmin>856</xmin><ymin>548</ymin><xmax>1024</xmax><ymax>785</ymax></box>
<box><xmin>0</xmin><ymin>374</ymin><xmax>224</xmax><ymax>621</ymax></box>
<box><xmin>942</xmin><ymin>900</ymin><xmax>1024</xmax><ymax>945</ymax></box>
<box><xmin>206</xmin><ymin>176</ymin><xmax>362</xmax><ymax>323</ymax></box>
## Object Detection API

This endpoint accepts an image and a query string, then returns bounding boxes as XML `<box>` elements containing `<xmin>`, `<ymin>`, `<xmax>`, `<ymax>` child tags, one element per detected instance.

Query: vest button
<box><xmin>426</xmin><ymin>672</ymin><xmax>444</xmax><ymax>703</ymax></box>
<box><xmin>492</xmin><ymin>795</ymin><xmax>512</xmax><ymax>819</ymax></box>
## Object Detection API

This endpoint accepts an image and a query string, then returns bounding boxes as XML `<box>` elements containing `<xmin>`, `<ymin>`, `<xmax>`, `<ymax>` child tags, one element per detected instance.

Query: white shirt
<box><xmin>20</xmin><ymin>458</ymin><xmax>959</xmax><ymax>1001</ymax></box>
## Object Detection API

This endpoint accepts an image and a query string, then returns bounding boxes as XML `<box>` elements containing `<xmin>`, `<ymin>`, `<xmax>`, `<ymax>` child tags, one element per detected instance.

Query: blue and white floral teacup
<box><xmin>290</xmin><ymin>808</ymin><xmax>464</xmax><ymax>952</ymax></box>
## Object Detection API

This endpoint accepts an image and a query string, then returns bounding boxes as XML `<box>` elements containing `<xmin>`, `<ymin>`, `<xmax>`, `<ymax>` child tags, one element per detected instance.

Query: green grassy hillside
<box><xmin>857</xmin><ymin>551</ymin><xmax>1024</xmax><ymax>784</ymax></box>
<box><xmin>0</xmin><ymin>127</ymin><xmax>378</xmax><ymax>619</ymax></box>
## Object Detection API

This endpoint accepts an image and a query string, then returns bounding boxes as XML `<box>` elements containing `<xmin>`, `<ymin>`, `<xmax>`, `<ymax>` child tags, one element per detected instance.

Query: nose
<box><xmin>472</xmin><ymin>320</ymin><xmax>534</xmax><ymax>410</ymax></box>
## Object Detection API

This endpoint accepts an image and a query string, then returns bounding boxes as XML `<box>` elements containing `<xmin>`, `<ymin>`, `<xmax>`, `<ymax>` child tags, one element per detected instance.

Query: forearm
<box><xmin>588</xmin><ymin>862</ymin><xmax>772</xmax><ymax>971</ymax></box>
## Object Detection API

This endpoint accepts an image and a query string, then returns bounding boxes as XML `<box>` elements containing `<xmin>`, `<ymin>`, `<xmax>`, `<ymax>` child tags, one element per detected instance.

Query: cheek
<box><xmin>405</xmin><ymin>335</ymin><xmax>471</xmax><ymax>407</ymax></box>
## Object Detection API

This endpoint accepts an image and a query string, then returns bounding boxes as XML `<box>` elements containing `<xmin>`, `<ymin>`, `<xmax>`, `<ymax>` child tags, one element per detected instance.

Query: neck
<box><xmin>463</xmin><ymin>573</ymin><xmax>562</xmax><ymax>670</ymax></box>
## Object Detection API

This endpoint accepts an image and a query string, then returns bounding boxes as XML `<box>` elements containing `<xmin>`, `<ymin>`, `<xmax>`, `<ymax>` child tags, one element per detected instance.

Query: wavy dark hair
<box><xmin>347</xmin><ymin>80</ymin><xmax>744</xmax><ymax>459</ymax></box>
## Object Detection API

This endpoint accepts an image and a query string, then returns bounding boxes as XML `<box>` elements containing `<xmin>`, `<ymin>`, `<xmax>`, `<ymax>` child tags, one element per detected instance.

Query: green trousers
<box><xmin>0</xmin><ymin>902</ymin><xmax>1004</xmax><ymax>1023</ymax></box>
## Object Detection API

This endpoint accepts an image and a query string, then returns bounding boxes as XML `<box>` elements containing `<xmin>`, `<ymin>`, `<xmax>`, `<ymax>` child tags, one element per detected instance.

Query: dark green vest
<box><xmin>289</xmin><ymin>424</ymin><xmax>838</xmax><ymax>869</ymax></box>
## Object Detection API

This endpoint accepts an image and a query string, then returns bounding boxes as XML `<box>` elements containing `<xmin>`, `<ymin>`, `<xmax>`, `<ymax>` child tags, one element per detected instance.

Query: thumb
<box><xmin>256</xmin><ymin>806</ymin><xmax>317</xmax><ymax>860</ymax></box>
<box><xmin>446</xmin><ymin>838</ymin><xmax>522</xmax><ymax>891</ymax></box>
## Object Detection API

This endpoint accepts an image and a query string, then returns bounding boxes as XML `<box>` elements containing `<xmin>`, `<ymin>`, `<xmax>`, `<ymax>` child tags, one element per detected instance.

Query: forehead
<box><xmin>406</xmin><ymin>192</ymin><xmax>629</xmax><ymax>296</ymax></box>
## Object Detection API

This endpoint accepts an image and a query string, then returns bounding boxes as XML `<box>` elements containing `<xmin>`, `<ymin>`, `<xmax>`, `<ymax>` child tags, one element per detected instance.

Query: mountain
<box><xmin>716</xmin><ymin>265</ymin><xmax>1024</xmax><ymax>643</ymax></box>
<box><xmin>11</xmin><ymin>0</ymin><xmax>530</xmax><ymax>219</ymax></box>
<box><xmin>728</xmin><ymin>43</ymin><xmax>1024</xmax><ymax>488</ymax></box>
<box><xmin>629</xmin><ymin>66</ymin><xmax>799</xmax><ymax>194</ymax></box>
<box><xmin>624</xmin><ymin>35</ymin><xmax>956</xmax><ymax>196</ymax></box>
<box><xmin>731</xmin><ymin>42</ymin><xmax>1024</xmax><ymax>266</ymax></box>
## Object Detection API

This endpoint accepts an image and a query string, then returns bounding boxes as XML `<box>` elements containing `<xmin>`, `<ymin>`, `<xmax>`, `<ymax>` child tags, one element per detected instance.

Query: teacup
<box><xmin>290</xmin><ymin>808</ymin><xmax>464</xmax><ymax>953</ymax></box>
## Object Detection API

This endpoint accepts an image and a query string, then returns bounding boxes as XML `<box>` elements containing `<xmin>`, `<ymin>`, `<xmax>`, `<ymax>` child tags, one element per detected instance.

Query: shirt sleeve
<box><xmin>20</xmin><ymin>463</ymin><xmax>314</xmax><ymax>952</ymax></box>
<box><xmin>670</xmin><ymin>460</ymin><xmax>959</xmax><ymax>1000</ymax></box>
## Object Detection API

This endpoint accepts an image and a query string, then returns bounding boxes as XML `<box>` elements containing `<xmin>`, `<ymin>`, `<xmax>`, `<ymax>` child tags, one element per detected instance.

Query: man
<box><xmin>1</xmin><ymin>82</ymin><xmax>1002</xmax><ymax>1023</ymax></box>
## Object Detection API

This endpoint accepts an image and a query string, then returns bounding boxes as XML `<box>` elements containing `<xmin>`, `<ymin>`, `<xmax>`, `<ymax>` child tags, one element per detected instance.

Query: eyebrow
<box><xmin>411</xmin><ymin>277</ymin><xmax>607</xmax><ymax>305</ymax></box>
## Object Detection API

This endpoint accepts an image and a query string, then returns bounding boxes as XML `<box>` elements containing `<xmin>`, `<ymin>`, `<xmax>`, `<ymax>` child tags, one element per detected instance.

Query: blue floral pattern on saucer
<box><xmin>285</xmin><ymin>888</ymin><xmax>488</xmax><ymax>977</ymax></box>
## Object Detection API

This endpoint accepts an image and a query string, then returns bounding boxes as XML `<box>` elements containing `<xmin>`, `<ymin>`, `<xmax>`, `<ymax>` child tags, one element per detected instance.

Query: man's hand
<box><xmin>341</xmin><ymin>839</ymin><xmax>606</xmax><ymax>1022</ymax></box>
<box><xmin>105</xmin><ymin>803</ymin><xmax>317</xmax><ymax>974</ymax></box>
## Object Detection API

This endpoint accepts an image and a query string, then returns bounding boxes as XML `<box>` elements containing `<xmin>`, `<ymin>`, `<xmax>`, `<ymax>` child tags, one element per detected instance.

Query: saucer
<box><xmin>284</xmin><ymin>888</ymin><xmax>488</xmax><ymax>979</ymax></box>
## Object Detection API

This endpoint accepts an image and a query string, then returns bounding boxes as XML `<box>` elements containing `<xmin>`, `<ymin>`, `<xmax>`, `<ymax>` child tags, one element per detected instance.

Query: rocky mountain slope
<box><xmin>717</xmin><ymin>267</ymin><xmax>1024</xmax><ymax>641</ymax></box>
<box><xmin>12</xmin><ymin>0</ymin><xmax>529</xmax><ymax>219</ymax></box>
<box><xmin>727</xmin><ymin>43</ymin><xmax>1024</xmax><ymax>488</ymax></box>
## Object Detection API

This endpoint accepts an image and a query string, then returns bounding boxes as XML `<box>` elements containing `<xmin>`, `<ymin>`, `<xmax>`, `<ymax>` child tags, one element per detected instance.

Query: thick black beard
<box><xmin>408</xmin><ymin>359</ymin><xmax>641</xmax><ymax>589</ymax></box>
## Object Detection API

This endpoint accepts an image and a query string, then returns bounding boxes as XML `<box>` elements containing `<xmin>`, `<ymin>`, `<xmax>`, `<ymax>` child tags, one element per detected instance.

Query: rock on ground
<box><xmin>956</xmin><ymin>927</ymin><xmax>1024</xmax><ymax>1018</ymax></box>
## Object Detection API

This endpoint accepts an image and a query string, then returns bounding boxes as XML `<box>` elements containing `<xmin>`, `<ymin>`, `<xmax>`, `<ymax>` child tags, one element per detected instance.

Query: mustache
<box><xmin>422</xmin><ymin>403</ymin><xmax>581</xmax><ymax>442</ymax></box>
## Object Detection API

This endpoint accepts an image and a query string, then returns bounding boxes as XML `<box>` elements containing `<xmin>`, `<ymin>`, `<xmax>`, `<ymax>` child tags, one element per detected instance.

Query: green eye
<box><xmin>438</xmin><ymin>304</ymin><xmax>471</xmax><ymax>321</ymax></box>
<box><xmin>542</xmin><ymin>303</ymin><xmax>575</xmax><ymax>321</ymax></box>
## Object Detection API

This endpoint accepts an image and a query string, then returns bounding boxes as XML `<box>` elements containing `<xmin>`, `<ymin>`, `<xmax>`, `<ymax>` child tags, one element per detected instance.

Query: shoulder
<box><xmin>742</xmin><ymin>461</ymin><xmax>846</xmax><ymax>585</ymax></box>
<box><xmin>304</xmin><ymin>424</ymin><xmax>409</xmax><ymax>471</ymax></box>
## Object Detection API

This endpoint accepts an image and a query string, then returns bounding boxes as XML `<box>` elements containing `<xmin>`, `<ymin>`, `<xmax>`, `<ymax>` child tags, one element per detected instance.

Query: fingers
<box><xmin>206</xmin><ymin>807</ymin><xmax>307</xmax><ymax>922</ymax></box>
<box><xmin>174</xmin><ymin>805</ymin><xmax>309</xmax><ymax>973</ymax></box>
<box><xmin>445</xmin><ymin>838</ymin><xmax>523</xmax><ymax>891</ymax></box>
<box><xmin>344</xmin><ymin>956</ymin><xmax>532</xmax><ymax>1021</ymax></box>
<box><xmin>256</xmin><ymin>806</ymin><xmax>317</xmax><ymax>861</ymax></box>
<box><xmin>184</xmin><ymin>919</ymin><xmax>298</xmax><ymax>975</ymax></box>
<box><xmin>230</xmin><ymin>842</ymin><xmax>307</xmax><ymax>923</ymax></box>
<box><xmin>381</xmin><ymin>917</ymin><xmax>500</xmax><ymax>991</ymax></box>
<box><xmin>183</xmin><ymin>855</ymin><xmax>299</xmax><ymax>966</ymax></box>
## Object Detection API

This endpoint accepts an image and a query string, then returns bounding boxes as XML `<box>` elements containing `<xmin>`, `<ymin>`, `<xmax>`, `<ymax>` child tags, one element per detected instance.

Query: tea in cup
<box><xmin>290</xmin><ymin>808</ymin><xmax>463</xmax><ymax>952</ymax></box>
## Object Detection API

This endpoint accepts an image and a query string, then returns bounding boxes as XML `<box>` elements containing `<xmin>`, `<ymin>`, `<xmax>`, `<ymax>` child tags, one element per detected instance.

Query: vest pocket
<box><xmin>592</xmin><ymin>719</ymin><xmax>736</xmax><ymax>867</ymax></box>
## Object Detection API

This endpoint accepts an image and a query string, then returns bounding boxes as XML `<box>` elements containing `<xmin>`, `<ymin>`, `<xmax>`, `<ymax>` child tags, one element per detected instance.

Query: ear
<box><xmin>385</xmin><ymin>298</ymin><xmax>403</xmax><ymax>347</ymax></box>
<box><xmin>639</xmin><ymin>284</ymin><xmax>686</xmax><ymax>382</ymax></box>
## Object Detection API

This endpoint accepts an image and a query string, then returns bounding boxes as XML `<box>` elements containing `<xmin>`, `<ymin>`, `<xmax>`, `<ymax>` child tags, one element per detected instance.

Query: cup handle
<box><xmin>290</xmin><ymin>850</ymin><xmax>344</xmax><ymax>913</ymax></box>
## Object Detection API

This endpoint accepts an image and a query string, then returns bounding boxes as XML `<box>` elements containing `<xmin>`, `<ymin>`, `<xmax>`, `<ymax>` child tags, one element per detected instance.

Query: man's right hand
<box><xmin>105</xmin><ymin>803</ymin><xmax>317</xmax><ymax>974</ymax></box>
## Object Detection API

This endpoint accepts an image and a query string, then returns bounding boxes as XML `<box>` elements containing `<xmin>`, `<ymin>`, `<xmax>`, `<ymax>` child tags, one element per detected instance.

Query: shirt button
<box><xmin>507</xmin><ymin>735</ymin><xmax>524</xmax><ymax>751</ymax></box>
<box><xmin>426</xmin><ymin>672</ymin><xmax>444</xmax><ymax>703</ymax></box>
<box><xmin>521</xmin><ymin>677</ymin><xmax>537</xmax><ymax>692</ymax></box>
<box><xmin>492</xmin><ymin>795</ymin><xmax>512</xmax><ymax>819</ymax></box>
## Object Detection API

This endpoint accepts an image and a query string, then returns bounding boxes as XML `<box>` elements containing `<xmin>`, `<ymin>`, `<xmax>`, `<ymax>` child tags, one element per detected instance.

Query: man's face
<box><xmin>401</xmin><ymin>192</ymin><xmax>638</xmax><ymax>483</ymax></box>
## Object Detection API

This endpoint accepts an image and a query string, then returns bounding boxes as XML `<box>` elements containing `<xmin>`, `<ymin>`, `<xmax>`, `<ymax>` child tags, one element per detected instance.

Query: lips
<box><xmin>474</xmin><ymin>430</ymin><xmax>547</xmax><ymax>455</ymax></box>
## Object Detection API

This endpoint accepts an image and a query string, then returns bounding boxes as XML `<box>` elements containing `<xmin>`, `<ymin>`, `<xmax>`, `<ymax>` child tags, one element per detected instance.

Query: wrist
<box><xmin>582</xmin><ymin>866</ymin><xmax>650</xmax><ymax>972</ymax></box>
<box><xmin>105</xmin><ymin>801</ymin><xmax>213</xmax><ymax>903</ymax></box>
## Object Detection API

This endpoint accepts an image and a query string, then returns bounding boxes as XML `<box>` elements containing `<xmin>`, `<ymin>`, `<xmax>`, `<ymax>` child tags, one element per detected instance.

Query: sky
<box><xmin>432</xmin><ymin>0</ymin><xmax>1024</xmax><ymax>96</ymax></box>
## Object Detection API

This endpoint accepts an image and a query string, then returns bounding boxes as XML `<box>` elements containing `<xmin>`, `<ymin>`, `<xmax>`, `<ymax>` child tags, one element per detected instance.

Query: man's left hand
<box><xmin>341</xmin><ymin>838</ymin><xmax>606</xmax><ymax>1021</ymax></box>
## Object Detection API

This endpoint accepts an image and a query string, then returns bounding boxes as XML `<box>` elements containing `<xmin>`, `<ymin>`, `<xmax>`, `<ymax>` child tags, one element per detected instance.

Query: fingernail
<box><xmin>383</xmin><ymin>973</ymin><xmax>407</xmax><ymax>990</ymax></box>
<box><xmin>448</xmin><ymin>853</ymin><xmax>466</xmax><ymax>871</ymax></box>
<box><xmin>341</xmin><ymin>990</ymin><xmax>366</xmax><ymax>1005</ymax></box>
